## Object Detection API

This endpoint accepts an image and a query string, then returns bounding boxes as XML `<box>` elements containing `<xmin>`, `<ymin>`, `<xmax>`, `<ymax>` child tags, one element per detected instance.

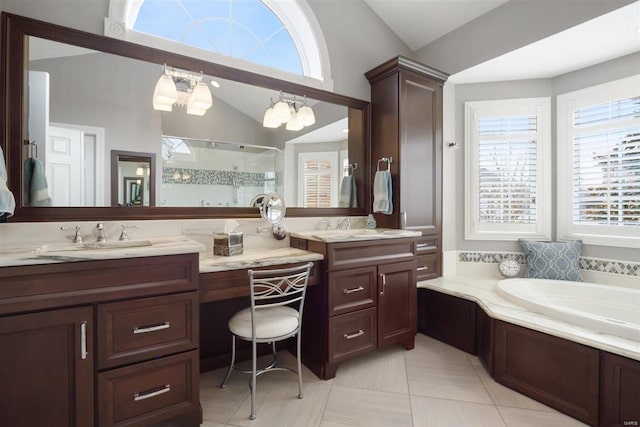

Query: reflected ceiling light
<box><xmin>262</xmin><ymin>92</ymin><xmax>315</xmax><ymax>131</ymax></box>
<box><xmin>135</xmin><ymin>167</ymin><xmax>144</xmax><ymax>176</ymax></box>
<box><xmin>210</xmin><ymin>80</ymin><xmax>221</xmax><ymax>88</ymax></box>
<box><xmin>153</xmin><ymin>65</ymin><xmax>214</xmax><ymax>116</ymax></box>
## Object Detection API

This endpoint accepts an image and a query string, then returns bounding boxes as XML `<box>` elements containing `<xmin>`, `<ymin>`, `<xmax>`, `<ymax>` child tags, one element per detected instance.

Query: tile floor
<box><xmin>195</xmin><ymin>334</ymin><xmax>586</xmax><ymax>427</ymax></box>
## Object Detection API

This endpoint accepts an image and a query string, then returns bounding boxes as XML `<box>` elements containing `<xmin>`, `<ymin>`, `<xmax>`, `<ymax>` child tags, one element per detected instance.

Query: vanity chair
<box><xmin>220</xmin><ymin>262</ymin><xmax>313</xmax><ymax>420</ymax></box>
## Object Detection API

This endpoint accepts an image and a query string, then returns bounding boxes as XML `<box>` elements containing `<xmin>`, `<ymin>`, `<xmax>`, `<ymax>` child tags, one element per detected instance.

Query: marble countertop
<box><xmin>0</xmin><ymin>235</ymin><xmax>206</xmax><ymax>268</ymax></box>
<box><xmin>290</xmin><ymin>228</ymin><xmax>421</xmax><ymax>243</ymax></box>
<box><xmin>419</xmin><ymin>276</ymin><xmax>640</xmax><ymax>362</ymax></box>
<box><xmin>199</xmin><ymin>247</ymin><xmax>324</xmax><ymax>273</ymax></box>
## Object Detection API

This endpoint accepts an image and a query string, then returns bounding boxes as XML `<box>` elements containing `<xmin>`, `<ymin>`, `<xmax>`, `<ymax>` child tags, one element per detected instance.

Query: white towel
<box><xmin>0</xmin><ymin>146</ymin><xmax>16</xmax><ymax>220</ymax></box>
<box><xmin>372</xmin><ymin>170</ymin><xmax>392</xmax><ymax>214</ymax></box>
<box><xmin>338</xmin><ymin>175</ymin><xmax>357</xmax><ymax>208</ymax></box>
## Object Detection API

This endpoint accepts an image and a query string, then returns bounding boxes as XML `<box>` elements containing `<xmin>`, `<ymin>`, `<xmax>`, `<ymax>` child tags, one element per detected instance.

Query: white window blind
<box><xmin>478</xmin><ymin>116</ymin><xmax>538</xmax><ymax>225</ymax></box>
<box><xmin>557</xmin><ymin>75</ymin><xmax>640</xmax><ymax>248</ymax></box>
<box><xmin>303</xmin><ymin>159</ymin><xmax>332</xmax><ymax>208</ymax></box>
<box><xmin>465</xmin><ymin>98</ymin><xmax>551</xmax><ymax>241</ymax></box>
<box><xmin>571</xmin><ymin>97</ymin><xmax>640</xmax><ymax>227</ymax></box>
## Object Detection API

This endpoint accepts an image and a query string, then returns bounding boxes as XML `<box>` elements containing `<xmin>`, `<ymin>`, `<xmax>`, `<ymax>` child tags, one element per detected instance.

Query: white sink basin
<box><xmin>36</xmin><ymin>239</ymin><xmax>153</xmax><ymax>253</ymax></box>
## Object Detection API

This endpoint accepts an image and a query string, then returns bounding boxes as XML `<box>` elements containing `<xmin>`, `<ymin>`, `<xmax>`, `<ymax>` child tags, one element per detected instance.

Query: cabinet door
<box><xmin>377</xmin><ymin>261</ymin><xmax>417</xmax><ymax>347</ymax></box>
<box><xmin>399</xmin><ymin>71</ymin><xmax>442</xmax><ymax>235</ymax></box>
<box><xmin>0</xmin><ymin>306</ymin><xmax>94</xmax><ymax>427</ymax></box>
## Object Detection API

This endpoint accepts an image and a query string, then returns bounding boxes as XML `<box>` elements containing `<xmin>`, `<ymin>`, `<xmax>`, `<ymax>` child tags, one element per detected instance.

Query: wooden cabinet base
<box><xmin>494</xmin><ymin>321</ymin><xmax>599</xmax><ymax>426</ymax></box>
<box><xmin>600</xmin><ymin>352</ymin><xmax>640</xmax><ymax>426</ymax></box>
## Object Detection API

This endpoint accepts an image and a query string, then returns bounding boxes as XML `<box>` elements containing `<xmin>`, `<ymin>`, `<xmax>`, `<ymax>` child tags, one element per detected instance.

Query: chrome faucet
<box><xmin>96</xmin><ymin>223</ymin><xmax>107</xmax><ymax>242</ymax></box>
<box><xmin>337</xmin><ymin>217</ymin><xmax>351</xmax><ymax>230</ymax></box>
<box><xmin>60</xmin><ymin>225</ymin><xmax>83</xmax><ymax>243</ymax></box>
<box><xmin>119</xmin><ymin>224</ymin><xmax>137</xmax><ymax>241</ymax></box>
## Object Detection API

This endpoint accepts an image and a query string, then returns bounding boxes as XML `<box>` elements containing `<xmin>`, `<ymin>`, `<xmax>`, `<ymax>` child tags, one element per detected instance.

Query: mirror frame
<box><xmin>110</xmin><ymin>150</ymin><xmax>156</xmax><ymax>207</ymax></box>
<box><xmin>1</xmin><ymin>12</ymin><xmax>370</xmax><ymax>222</ymax></box>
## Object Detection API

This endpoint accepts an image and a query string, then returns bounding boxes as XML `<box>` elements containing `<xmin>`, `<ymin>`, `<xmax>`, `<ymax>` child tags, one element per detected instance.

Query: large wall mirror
<box><xmin>1</xmin><ymin>13</ymin><xmax>370</xmax><ymax>221</ymax></box>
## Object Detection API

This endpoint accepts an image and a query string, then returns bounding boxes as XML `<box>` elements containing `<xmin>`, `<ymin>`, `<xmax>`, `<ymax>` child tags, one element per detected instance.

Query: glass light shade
<box><xmin>135</xmin><ymin>167</ymin><xmax>144</xmax><ymax>176</ymax></box>
<box><xmin>153</xmin><ymin>74</ymin><xmax>178</xmax><ymax>111</ymax></box>
<box><xmin>172</xmin><ymin>171</ymin><xmax>182</xmax><ymax>180</ymax></box>
<box><xmin>273</xmin><ymin>100</ymin><xmax>291</xmax><ymax>124</ymax></box>
<box><xmin>297</xmin><ymin>105</ymin><xmax>315</xmax><ymax>126</ymax></box>
<box><xmin>286</xmin><ymin>111</ymin><xmax>304</xmax><ymax>131</ymax></box>
<box><xmin>262</xmin><ymin>107</ymin><xmax>280</xmax><ymax>128</ymax></box>
<box><xmin>187</xmin><ymin>82</ymin><xmax>212</xmax><ymax>115</ymax></box>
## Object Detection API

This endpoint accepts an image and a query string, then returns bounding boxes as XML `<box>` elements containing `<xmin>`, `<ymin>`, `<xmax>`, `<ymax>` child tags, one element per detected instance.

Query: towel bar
<box><xmin>376</xmin><ymin>157</ymin><xmax>392</xmax><ymax>171</ymax></box>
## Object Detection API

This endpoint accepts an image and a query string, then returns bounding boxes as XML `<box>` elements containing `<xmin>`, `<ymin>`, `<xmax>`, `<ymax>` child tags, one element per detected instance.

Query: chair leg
<box><xmin>250</xmin><ymin>339</ymin><xmax>257</xmax><ymax>420</ymax></box>
<box><xmin>220</xmin><ymin>335</ymin><xmax>236</xmax><ymax>388</ymax></box>
<box><xmin>296</xmin><ymin>332</ymin><xmax>304</xmax><ymax>399</ymax></box>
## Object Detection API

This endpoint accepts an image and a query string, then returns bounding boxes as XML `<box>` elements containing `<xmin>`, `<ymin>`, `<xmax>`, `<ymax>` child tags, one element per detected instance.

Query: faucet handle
<box><xmin>60</xmin><ymin>225</ymin><xmax>83</xmax><ymax>243</ymax></box>
<box><xmin>119</xmin><ymin>224</ymin><xmax>137</xmax><ymax>241</ymax></box>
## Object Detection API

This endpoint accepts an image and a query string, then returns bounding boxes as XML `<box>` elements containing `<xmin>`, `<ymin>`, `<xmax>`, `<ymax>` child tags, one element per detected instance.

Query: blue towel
<box><xmin>23</xmin><ymin>158</ymin><xmax>51</xmax><ymax>206</ymax></box>
<box><xmin>0</xmin><ymin>146</ymin><xmax>16</xmax><ymax>219</ymax></box>
<box><xmin>372</xmin><ymin>170</ymin><xmax>392</xmax><ymax>214</ymax></box>
<box><xmin>338</xmin><ymin>175</ymin><xmax>357</xmax><ymax>208</ymax></box>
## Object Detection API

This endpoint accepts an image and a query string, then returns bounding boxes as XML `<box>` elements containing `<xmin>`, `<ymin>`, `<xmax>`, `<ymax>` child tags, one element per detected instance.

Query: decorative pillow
<box><xmin>519</xmin><ymin>239</ymin><xmax>583</xmax><ymax>282</ymax></box>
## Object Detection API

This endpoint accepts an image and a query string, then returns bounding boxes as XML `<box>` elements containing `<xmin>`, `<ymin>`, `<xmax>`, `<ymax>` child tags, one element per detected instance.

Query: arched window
<box><xmin>105</xmin><ymin>0</ymin><xmax>332</xmax><ymax>89</ymax></box>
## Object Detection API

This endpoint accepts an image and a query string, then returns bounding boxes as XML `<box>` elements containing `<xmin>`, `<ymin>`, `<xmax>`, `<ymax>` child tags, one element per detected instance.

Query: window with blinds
<box><xmin>477</xmin><ymin>116</ymin><xmax>538</xmax><ymax>224</ymax></box>
<box><xmin>465</xmin><ymin>98</ymin><xmax>551</xmax><ymax>240</ymax></box>
<box><xmin>303</xmin><ymin>160</ymin><xmax>332</xmax><ymax>208</ymax></box>
<box><xmin>557</xmin><ymin>75</ymin><xmax>640</xmax><ymax>248</ymax></box>
<box><xmin>572</xmin><ymin>97</ymin><xmax>640</xmax><ymax>227</ymax></box>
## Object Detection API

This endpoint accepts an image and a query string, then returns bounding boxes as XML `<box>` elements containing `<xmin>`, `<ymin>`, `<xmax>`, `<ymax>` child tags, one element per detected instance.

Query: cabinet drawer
<box><xmin>415</xmin><ymin>236</ymin><xmax>439</xmax><ymax>254</ymax></box>
<box><xmin>328</xmin><ymin>308</ymin><xmax>377</xmax><ymax>363</ymax></box>
<box><xmin>98</xmin><ymin>292</ymin><xmax>198</xmax><ymax>369</ymax></box>
<box><xmin>416</xmin><ymin>253</ymin><xmax>440</xmax><ymax>280</ymax></box>
<box><xmin>329</xmin><ymin>266</ymin><xmax>377</xmax><ymax>316</ymax></box>
<box><xmin>327</xmin><ymin>238</ymin><xmax>415</xmax><ymax>271</ymax></box>
<box><xmin>98</xmin><ymin>350</ymin><xmax>199</xmax><ymax>427</ymax></box>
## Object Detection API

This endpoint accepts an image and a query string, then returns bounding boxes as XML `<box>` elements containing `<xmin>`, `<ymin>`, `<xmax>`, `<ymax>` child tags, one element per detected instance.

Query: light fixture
<box><xmin>262</xmin><ymin>92</ymin><xmax>315</xmax><ymax>131</ymax></box>
<box><xmin>135</xmin><ymin>167</ymin><xmax>144</xmax><ymax>176</ymax></box>
<box><xmin>153</xmin><ymin>66</ymin><xmax>214</xmax><ymax>116</ymax></box>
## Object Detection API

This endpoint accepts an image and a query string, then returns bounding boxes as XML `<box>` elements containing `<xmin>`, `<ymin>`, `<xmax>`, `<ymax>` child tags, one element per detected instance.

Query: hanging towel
<box><xmin>338</xmin><ymin>175</ymin><xmax>357</xmax><ymax>208</ymax></box>
<box><xmin>0</xmin><ymin>146</ymin><xmax>16</xmax><ymax>221</ymax></box>
<box><xmin>24</xmin><ymin>158</ymin><xmax>51</xmax><ymax>207</ymax></box>
<box><xmin>372</xmin><ymin>170</ymin><xmax>392</xmax><ymax>214</ymax></box>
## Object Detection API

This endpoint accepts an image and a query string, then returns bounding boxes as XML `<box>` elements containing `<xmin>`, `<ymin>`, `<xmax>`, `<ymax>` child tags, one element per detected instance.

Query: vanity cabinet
<box><xmin>0</xmin><ymin>306</ymin><xmax>94</xmax><ymax>427</ymax></box>
<box><xmin>366</xmin><ymin>57</ymin><xmax>447</xmax><ymax>280</ymax></box>
<box><xmin>0</xmin><ymin>253</ymin><xmax>200</xmax><ymax>427</ymax></box>
<box><xmin>295</xmin><ymin>237</ymin><xmax>416</xmax><ymax>379</ymax></box>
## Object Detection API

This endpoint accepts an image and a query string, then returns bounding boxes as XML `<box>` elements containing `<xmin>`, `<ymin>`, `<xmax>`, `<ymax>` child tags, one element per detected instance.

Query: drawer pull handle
<box><xmin>344</xmin><ymin>329</ymin><xmax>364</xmax><ymax>340</ymax></box>
<box><xmin>416</xmin><ymin>244</ymin><xmax>437</xmax><ymax>251</ymax></box>
<box><xmin>380</xmin><ymin>273</ymin><xmax>386</xmax><ymax>296</ymax></box>
<box><xmin>133</xmin><ymin>322</ymin><xmax>171</xmax><ymax>334</ymax></box>
<box><xmin>343</xmin><ymin>286</ymin><xmax>364</xmax><ymax>294</ymax></box>
<box><xmin>134</xmin><ymin>384</ymin><xmax>171</xmax><ymax>401</ymax></box>
<box><xmin>417</xmin><ymin>266</ymin><xmax>430</xmax><ymax>271</ymax></box>
<box><xmin>80</xmin><ymin>321</ymin><xmax>88</xmax><ymax>360</ymax></box>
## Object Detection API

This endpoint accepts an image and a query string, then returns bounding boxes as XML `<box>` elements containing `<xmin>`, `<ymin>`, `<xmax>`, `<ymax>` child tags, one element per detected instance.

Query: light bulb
<box><xmin>135</xmin><ymin>167</ymin><xmax>144</xmax><ymax>176</ymax></box>
<box><xmin>286</xmin><ymin>111</ymin><xmax>303</xmax><ymax>131</ymax></box>
<box><xmin>262</xmin><ymin>107</ymin><xmax>280</xmax><ymax>128</ymax></box>
<box><xmin>297</xmin><ymin>105</ymin><xmax>315</xmax><ymax>126</ymax></box>
<box><xmin>187</xmin><ymin>81</ymin><xmax>212</xmax><ymax>116</ymax></box>
<box><xmin>273</xmin><ymin>100</ymin><xmax>291</xmax><ymax>124</ymax></box>
<box><xmin>153</xmin><ymin>74</ymin><xmax>178</xmax><ymax>111</ymax></box>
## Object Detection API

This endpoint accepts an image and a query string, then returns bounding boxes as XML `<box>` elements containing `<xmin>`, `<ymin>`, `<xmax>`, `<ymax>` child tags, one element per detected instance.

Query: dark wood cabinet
<box><xmin>0</xmin><ymin>306</ymin><xmax>94</xmax><ymax>427</ymax></box>
<box><xmin>494</xmin><ymin>320</ymin><xmax>600</xmax><ymax>426</ymax></box>
<box><xmin>418</xmin><ymin>288</ymin><xmax>476</xmax><ymax>354</ymax></box>
<box><xmin>297</xmin><ymin>237</ymin><xmax>417</xmax><ymax>379</ymax></box>
<box><xmin>0</xmin><ymin>254</ymin><xmax>200</xmax><ymax>427</ymax></box>
<box><xmin>377</xmin><ymin>261</ymin><xmax>416</xmax><ymax>348</ymax></box>
<box><xmin>600</xmin><ymin>352</ymin><xmax>640</xmax><ymax>426</ymax></box>
<box><xmin>366</xmin><ymin>56</ymin><xmax>447</xmax><ymax>280</ymax></box>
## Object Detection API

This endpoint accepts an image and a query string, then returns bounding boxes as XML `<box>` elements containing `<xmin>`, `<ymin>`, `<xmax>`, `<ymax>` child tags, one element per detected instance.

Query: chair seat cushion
<box><xmin>228</xmin><ymin>306</ymin><xmax>299</xmax><ymax>340</ymax></box>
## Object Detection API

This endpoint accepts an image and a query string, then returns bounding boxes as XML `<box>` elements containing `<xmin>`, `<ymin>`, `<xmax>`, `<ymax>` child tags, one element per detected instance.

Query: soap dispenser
<box><xmin>366</xmin><ymin>214</ymin><xmax>377</xmax><ymax>229</ymax></box>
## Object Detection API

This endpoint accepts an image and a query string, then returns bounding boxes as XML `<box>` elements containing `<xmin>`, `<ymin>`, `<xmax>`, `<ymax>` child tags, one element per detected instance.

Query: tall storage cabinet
<box><xmin>366</xmin><ymin>56</ymin><xmax>448</xmax><ymax>280</ymax></box>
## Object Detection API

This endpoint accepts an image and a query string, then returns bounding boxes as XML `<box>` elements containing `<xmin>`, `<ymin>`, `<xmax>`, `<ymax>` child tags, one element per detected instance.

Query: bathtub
<box><xmin>497</xmin><ymin>278</ymin><xmax>640</xmax><ymax>342</ymax></box>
